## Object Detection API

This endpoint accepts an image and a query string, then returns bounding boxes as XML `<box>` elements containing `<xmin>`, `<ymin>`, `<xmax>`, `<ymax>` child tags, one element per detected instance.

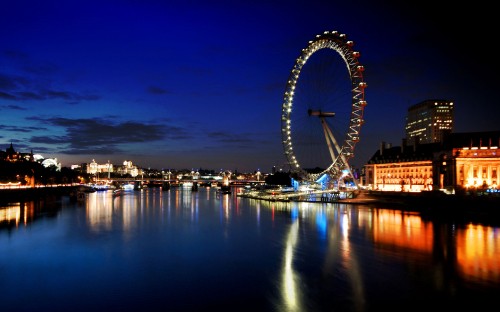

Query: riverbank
<box><xmin>237</xmin><ymin>188</ymin><xmax>500</xmax><ymax>223</ymax></box>
<box><xmin>339</xmin><ymin>189</ymin><xmax>500</xmax><ymax>224</ymax></box>
<box><xmin>0</xmin><ymin>185</ymin><xmax>77</xmax><ymax>204</ymax></box>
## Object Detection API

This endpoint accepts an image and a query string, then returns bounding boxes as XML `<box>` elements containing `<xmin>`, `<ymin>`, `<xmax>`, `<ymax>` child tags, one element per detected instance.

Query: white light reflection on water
<box><xmin>281</xmin><ymin>217</ymin><xmax>301</xmax><ymax>311</ymax></box>
<box><xmin>86</xmin><ymin>191</ymin><xmax>113</xmax><ymax>232</ymax></box>
<box><xmin>339</xmin><ymin>206</ymin><xmax>366</xmax><ymax>312</ymax></box>
<box><xmin>274</xmin><ymin>202</ymin><xmax>363</xmax><ymax>311</ymax></box>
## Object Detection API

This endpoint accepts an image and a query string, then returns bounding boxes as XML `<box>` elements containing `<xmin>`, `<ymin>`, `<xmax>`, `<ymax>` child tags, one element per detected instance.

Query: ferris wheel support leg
<box><xmin>320</xmin><ymin>118</ymin><xmax>337</xmax><ymax>164</ymax></box>
<box><xmin>322</xmin><ymin>118</ymin><xmax>359</xmax><ymax>188</ymax></box>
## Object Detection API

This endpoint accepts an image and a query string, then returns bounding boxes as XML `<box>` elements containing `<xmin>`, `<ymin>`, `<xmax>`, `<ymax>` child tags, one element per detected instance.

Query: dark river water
<box><xmin>1</xmin><ymin>186</ymin><xmax>499</xmax><ymax>312</ymax></box>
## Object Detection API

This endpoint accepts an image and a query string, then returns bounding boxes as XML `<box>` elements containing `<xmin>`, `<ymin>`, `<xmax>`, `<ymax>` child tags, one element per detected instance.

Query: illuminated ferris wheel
<box><xmin>281</xmin><ymin>31</ymin><xmax>367</xmax><ymax>183</ymax></box>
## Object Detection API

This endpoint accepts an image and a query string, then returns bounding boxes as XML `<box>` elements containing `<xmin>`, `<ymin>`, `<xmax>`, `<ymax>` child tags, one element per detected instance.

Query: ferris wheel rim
<box><xmin>281</xmin><ymin>31</ymin><xmax>367</xmax><ymax>181</ymax></box>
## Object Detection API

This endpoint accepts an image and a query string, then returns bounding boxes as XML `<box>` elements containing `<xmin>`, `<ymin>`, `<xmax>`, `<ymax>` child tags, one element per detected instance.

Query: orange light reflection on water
<box><xmin>371</xmin><ymin>209</ymin><xmax>434</xmax><ymax>254</ymax></box>
<box><xmin>456</xmin><ymin>224</ymin><xmax>500</xmax><ymax>282</ymax></box>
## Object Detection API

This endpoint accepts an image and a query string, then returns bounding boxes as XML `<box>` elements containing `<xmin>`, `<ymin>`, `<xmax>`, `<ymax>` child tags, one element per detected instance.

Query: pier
<box><xmin>236</xmin><ymin>188</ymin><xmax>358</xmax><ymax>202</ymax></box>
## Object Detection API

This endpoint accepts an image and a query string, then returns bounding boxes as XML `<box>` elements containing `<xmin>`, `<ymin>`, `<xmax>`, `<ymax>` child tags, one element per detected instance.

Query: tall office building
<box><xmin>405</xmin><ymin>99</ymin><xmax>454</xmax><ymax>145</ymax></box>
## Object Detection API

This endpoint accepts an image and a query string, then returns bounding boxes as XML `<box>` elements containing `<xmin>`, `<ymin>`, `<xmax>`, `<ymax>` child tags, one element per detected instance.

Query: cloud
<box><xmin>0</xmin><ymin>124</ymin><xmax>47</xmax><ymax>132</ymax></box>
<box><xmin>0</xmin><ymin>91</ymin><xmax>18</xmax><ymax>100</ymax></box>
<box><xmin>0</xmin><ymin>52</ymin><xmax>100</xmax><ymax>104</ymax></box>
<box><xmin>1</xmin><ymin>104</ymin><xmax>27</xmax><ymax>110</ymax></box>
<box><xmin>0</xmin><ymin>71</ymin><xmax>101</xmax><ymax>103</ymax></box>
<box><xmin>1</xmin><ymin>87</ymin><xmax>101</xmax><ymax>103</ymax></box>
<box><xmin>208</xmin><ymin>131</ymin><xmax>253</xmax><ymax>144</ymax></box>
<box><xmin>26</xmin><ymin>116</ymin><xmax>191</xmax><ymax>155</ymax></box>
<box><xmin>147</xmin><ymin>86</ymin><xmax>169</xmax><ymax>94</ymax></box>
<box><xmin>0</xmin><ymin>73</ymin><xmax>29</xmax><ymax>90</ymax></box>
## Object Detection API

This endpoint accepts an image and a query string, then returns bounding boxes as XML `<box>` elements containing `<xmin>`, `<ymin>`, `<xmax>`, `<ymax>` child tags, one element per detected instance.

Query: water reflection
<box><xmin>280</xmin><ymin>216</ymin><xmax>302</xmax><ymax>312</ymax></box>
<box><xmin>0</xmin><ymin>198</ymin><xmax>62</xmax><ymax>230</ymax></box>
<box><xmin>86</xmin><ymin>191</ymin><xmax>114</xmax><ymax>232</ymax></box>
<box><xmin>1</xmin><ymin>189</ymin><xmax>499</xmax><ymax>310</ymax></box>
<box><xmin>457</xmin><ymin>224</ymin><xmax>500</xmax><ymax>282</ymax></box>
<box><xmin>275</xmin><ymin>203</ymin><xmax>367</xmax><ymax>312</ymax></box>
<box><xmin>229</xmin><ymin>198</ymin><xmax>500</xmax><ymax>289</ymax></box>
<box><xmin>250</xmin><ymin>200</ymin><xmax>500</xmax><ymax>309</ymax></box>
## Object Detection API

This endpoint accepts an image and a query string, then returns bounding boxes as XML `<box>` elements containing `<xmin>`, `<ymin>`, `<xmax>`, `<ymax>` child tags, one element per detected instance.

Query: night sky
<box><xmin>1</xmin><ymin>0</ymin><xmax>497</xmax><ymax>173</ymax></box>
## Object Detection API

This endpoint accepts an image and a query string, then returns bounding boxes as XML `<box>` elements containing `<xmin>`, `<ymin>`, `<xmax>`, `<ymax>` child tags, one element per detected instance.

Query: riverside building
<box><xmin>363</xmin><ymin>131</ymin><xmax>500</xmax><ymax>193</ymax></box>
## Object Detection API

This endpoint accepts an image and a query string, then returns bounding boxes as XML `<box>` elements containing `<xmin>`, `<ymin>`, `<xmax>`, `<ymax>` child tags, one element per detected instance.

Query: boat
<box><xmin>92</xmin><ymin>183</ymin><xmax>116</xmax><ymax>191</ymax></box>
<box><xmin>122</xmin><ymin>183</ymin><xmax>135</xmax><ymax>191</ymax></box>
<box><xmin>112</xmin><ymin>189</ymin><xmax>123</xmax><ymax>197</ymax></box>
<box><xmin>182</xmin><ymin>182</ymin><xmax>193</xmax><ymax>188</ymax></box>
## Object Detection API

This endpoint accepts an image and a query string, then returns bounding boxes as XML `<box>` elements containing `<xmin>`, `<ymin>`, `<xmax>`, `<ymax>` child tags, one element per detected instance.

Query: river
<box><xmin>0</xmin><ymin>186</ymin><xmax>499</xmax><ymax>311</ymax></box>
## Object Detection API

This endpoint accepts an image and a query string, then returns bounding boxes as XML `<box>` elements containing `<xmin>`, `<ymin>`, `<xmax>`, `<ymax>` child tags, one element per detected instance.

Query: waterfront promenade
<box><xmin>0</xmin><ymin>184</ymin><xmax>77</xmax><ymax>204</ymax></box>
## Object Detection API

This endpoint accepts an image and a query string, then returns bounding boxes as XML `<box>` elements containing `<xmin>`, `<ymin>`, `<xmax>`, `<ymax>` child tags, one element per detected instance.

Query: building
<box><xmin>363</xmin><ymin>131</ymin><xmax>500</xmax><ymax>193</ymax></box>
<box><xmin>87</xmin><ymin>159</ymin><xmax>114</xmax><ymax>175</ymax></box>
<box><xmin>441</xmin><ymin>131</ymin><xmax>500</xmax><ymax>190</ymax></box>
<box><xmin>0</xmin><ymin>143</ymin><xmax>34</xmax><ymax>162</ymax></box>
<box><xmin>117</xmin><ymin>160</ymin><xmax>139</xmax><ymax>177</ymax></box>
<box><xmin>363</xmin><ymin>140</ymin><xmax>435</xmax><ymax>192</ymax></box>
<box><xmin>405</xmin><ymin>99</ymin><xmax>454</xmax><ymax>145</ymax></box>
<box><xmin>0</xmin><ymin>143</ymin><xmax>61</xmax><ymax>170</ymax></box>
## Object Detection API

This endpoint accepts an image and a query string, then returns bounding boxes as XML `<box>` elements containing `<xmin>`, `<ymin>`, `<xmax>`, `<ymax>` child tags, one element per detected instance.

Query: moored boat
<box><xmin>122</xmin><ymin>183</ymin><xmax>135</xmax><ymax>191</ymax></box>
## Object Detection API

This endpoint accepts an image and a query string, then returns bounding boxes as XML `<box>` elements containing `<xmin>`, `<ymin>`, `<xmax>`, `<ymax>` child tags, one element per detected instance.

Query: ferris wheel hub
<box><xmin>308</xmin><ymin>109</ymin><xmax>336</xmax><ymax>117</ymax></box>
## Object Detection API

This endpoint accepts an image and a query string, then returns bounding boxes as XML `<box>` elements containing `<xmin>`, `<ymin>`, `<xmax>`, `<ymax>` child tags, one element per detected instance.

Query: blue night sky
<box><xmin>1</xmin><ymin>0</ymin><xmax>497</xmax><ymax>173</ymax></box>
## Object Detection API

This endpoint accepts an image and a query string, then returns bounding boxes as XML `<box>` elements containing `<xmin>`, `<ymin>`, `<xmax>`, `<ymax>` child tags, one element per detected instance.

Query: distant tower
<box><xmin>405</xmin><ymin>99</ymin><xmax>454</xmax><ymax>145</ymax></box>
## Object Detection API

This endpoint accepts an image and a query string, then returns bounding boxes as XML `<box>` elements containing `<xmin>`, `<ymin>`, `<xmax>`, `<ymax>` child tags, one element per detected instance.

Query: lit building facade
<box><xmin>87</xmin><ymin>159</ymin><xmax>114</xmax><ymax>175</ymax></box>
<box><xmin>83</xmin><ymin>159</ymin><xmax>142</xmax><ymax>178</ymax></box>
<box><xmin>363</xmin><ymin>141</ymin><xmax>435</xmax><ymax>192</ymax></box>
<box><xmin>116</xmin><ymin>160</ymin><xmax>139</xmax><ymax>177</ymax></box>
<box><xmin>0</xmin><ymin>143</ymin><xmax>34</xmax><ymax>162</ymax></box>
<box><xmin>363</xmin><ymin>131</ymin><xmax>500</xmax><ymax>192</ymax></box>
<box><xmin>441</xmin><ymin>131</ymin><xmax>500</xmax><ymax>190</ymax></box>
<box><xmin>405</xmin><ymin>99</ymin><xmax>454</xmax><ymax>145</ymax></box>
<box><xmin>1</xmin><ymin>143</ymin><xmax>61</xmax><ymax>170</ymax></box>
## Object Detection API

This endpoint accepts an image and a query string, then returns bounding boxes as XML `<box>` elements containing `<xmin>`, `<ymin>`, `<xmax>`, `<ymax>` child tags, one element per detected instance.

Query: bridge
<box><xmin>94</xmin><ymin>178</ymin><xmax>265</xmax><ymax>187</ymax></box>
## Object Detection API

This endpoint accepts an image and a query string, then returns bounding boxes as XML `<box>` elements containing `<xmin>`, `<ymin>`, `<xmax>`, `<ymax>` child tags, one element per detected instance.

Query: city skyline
<box><xmin>1</xmin><ymin>1</ymin><xmax>497</xmax><ymax>172</ymax></box>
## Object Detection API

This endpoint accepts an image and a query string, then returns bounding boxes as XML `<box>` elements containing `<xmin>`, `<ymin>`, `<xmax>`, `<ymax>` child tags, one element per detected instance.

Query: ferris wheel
<box><xmin>281</xmin><ymin>31</ymin><xmax>367</xmax><ymax>183</ymax></box>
